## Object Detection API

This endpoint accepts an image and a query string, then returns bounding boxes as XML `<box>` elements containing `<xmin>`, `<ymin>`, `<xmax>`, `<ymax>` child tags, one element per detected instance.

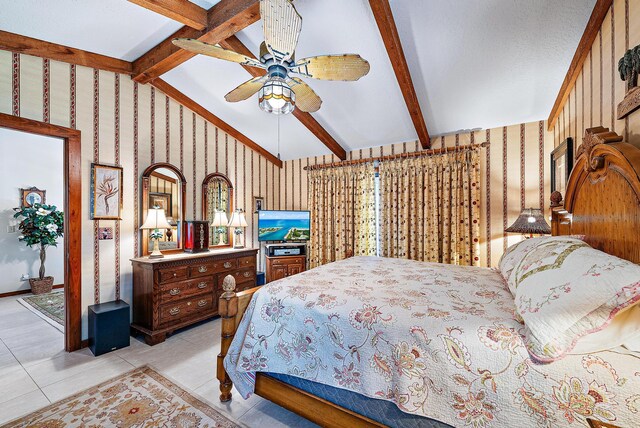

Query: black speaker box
<box><xmin>88</xmin><ymin>300</ymin><xmax>130</xmax><ymax>356</ymax></box>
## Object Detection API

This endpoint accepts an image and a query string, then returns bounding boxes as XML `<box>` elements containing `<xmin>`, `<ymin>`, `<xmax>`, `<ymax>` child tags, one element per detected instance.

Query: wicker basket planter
<box><xmin>29</xmin><ymin>276</ymin><xmax>54</xmax><ymax>295</ymax></box>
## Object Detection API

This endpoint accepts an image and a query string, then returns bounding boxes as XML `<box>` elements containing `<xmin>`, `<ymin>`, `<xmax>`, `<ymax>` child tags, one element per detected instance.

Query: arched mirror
<box><xmin>202</xmin><ymin>173</ymin><xmax>233</xmax><ymax>248</ymax></box>
<box><xmin>141</xmin><ymin>163</ymin><xmax>186</xmax><ymax>256</ymax></box>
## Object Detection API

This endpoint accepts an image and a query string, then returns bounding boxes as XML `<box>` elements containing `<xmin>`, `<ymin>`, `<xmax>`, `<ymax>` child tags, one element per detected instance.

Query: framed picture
<box><xmin>550</xmin><ymin>137</ymin><xmax>574</xmax><ymax>195</ymax></box>
<box><xmin>98</xmin><ymin>227</ymin><xmax>113</xmax><ymax>240</ymax></box>
<box><xmin>20</xmin><ymin>187</ymin><xmax>46</xmax><ymax>208</ymax></box>
<box><xmin>90</xmin><ymin>163</ymin><xmax>123</xmax><ymax>220</ymax></box>
<box><xmin>254</xmin><ymin>196</ymin><xmax>264</xmax><ymax>213</ymax></box>
<box><xmin>149</xmin><ymin>192</ymin><xmax>173</xmax><ymax>217</ymax></box>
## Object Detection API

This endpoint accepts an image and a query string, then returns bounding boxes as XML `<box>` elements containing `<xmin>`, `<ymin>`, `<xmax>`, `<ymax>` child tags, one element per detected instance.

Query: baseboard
<box><xmin>0</xmin><ymin>284</ymin><xmax>64</xmax><ymax>298</ymax></box>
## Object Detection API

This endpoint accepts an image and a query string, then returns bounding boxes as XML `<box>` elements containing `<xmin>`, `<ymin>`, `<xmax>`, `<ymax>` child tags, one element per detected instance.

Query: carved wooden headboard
<box><xmin>551</xmin><ymin>126</ymin><xmax>640</xmax><ymax>263</ymax></box>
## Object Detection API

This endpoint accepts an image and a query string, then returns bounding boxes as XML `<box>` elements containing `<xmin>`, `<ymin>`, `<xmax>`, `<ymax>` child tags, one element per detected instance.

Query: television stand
<box><xmin>265</xmin><ymin>254</ymin><xmax>306</xmax><ymax>283</ymax></box>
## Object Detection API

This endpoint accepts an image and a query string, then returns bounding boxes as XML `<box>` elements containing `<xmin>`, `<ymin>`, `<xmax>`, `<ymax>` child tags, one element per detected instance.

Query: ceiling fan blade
<box><xmin>289</xmin><ymin>54</ymin><xmax>371</xmax><ymax>81</ymax></box>
<box><xmin>225</xmin><ymin>76</ymin><xmax>269</xmax><ymax>102</ymax></box>
<box><xmin>287</xmin><ymin>77</ymin><xmax>322</xmax><ymax>112</ymax></box>
<box><xmin>172</xmin><ymin>38</ymin><xmax>265</xmax><ymax>69</ymax></box>
<box><xmin>260</xmin><ymin>0</ymin><xmax>302</xmax><ymax>63</ymax></box>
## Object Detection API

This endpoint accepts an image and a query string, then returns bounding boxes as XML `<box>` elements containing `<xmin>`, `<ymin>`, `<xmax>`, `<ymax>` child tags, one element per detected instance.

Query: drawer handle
<box><xmin>223</xmin><ymin>262</ymin><xmax>232</xmax><ymax>269</ymax></box>
<box><xmin>169</xmin><ymin>307</ymin><xmax>180</xmax><ymax>316</ymax></box>
<box><xmin>197</xmin><ymin>300</ymin><xmax>207</xmax><ymax>307</ymax></box>
<box><xmin>243</xmin><ymin>271</ymin><xmax>251</xmax><ymax>278</ymax></box>
<box><xmin>198</xmin><ymin>266</ymin><xmax>208</xmax><ymax>273</ymax></box>
<box><xmin>173</xmin><ymin>272</ymin><xmax>177</xmax><ymax>277</ymax></box>
<box><xmin>169</xmin><ymin>288</ymin><xmax>180</xmax><ymax>296</ymax></box>
<box><xmin>197</xmin><ymin>282</ymin><xmax>207</xmax><ymax>289</ymax></box>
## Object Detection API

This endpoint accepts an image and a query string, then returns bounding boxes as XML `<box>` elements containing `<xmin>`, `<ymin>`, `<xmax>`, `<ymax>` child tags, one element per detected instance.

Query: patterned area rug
<box><xmin>3</xmin><ymin>366</ymin><xmax>241</xmax><ymax>427</ymax></box>
<box><xmin>17</xmin><ymin>290</ymin><xmax>64</xmax><ymax>332</ymax></box>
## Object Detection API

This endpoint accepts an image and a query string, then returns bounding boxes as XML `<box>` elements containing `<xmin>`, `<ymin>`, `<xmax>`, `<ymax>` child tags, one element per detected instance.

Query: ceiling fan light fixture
<box><xmin>258</xmin><ymin>77</ymin><xmax>295</xmax><ymax>115</ymax></box>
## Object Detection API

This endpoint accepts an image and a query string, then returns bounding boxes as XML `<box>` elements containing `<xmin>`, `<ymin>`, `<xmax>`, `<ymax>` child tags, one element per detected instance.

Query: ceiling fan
<box><xmin>172</xmin><ymin>0</ymin><xmax>370</xmax><ymax>115</ymax></box>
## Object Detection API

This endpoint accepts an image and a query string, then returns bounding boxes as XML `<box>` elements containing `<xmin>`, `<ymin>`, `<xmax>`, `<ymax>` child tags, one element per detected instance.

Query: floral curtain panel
<box><xmin>307</xmin><ymin>163</ymin><xmax>376</xmax><ymax>268</ymax></box>
<box><xmin>379</xmin><ymin>149</ymin><xmax>481</xmax><ymax>265</ymax></box>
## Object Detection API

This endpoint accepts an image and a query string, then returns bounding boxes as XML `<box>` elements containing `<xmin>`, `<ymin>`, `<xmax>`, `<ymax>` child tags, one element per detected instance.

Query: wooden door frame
<box><xmin>0</xmin><ymin>112</ymin><xmax>82</xmax><ymax>352</ymax></box>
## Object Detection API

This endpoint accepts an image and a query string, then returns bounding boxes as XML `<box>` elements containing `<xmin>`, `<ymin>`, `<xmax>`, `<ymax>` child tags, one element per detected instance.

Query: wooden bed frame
<box><xmin>217</xmin><ymin>126</ymin><xmax>640</xmax><ymax>428</ymax></box>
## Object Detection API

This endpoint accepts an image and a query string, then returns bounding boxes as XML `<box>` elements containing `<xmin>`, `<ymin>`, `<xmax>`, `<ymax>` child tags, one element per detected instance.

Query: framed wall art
<box><xmin>550</xmin><ymin>137</ymin><xmax>574</xmax><ymax>195</ymax></box>
<box><xmin>20</xmin><ymin>187</ymin><xmax>46</xmax><ymax>208</ymax></box>
<box><xmin>90</xmin><ymin>163</ymin><xmax>123</xmax><ymax>220</ymax></box>
<box><xmin>149</xmin><ymin>192</ymin><xmax>173</xmax><ymax>217</ymax></box>
<box><xmin>254</xmin><ymin>196</ymin><xmax>264</xmax><ymax>213</ymax></box>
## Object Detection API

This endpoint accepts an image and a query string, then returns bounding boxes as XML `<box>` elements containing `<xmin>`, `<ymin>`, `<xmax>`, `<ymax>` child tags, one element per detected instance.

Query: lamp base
<box><xmin>233</xmin><ymin>229</ymin><xmax>244</xmax><ymax>249</ymax></box>
<box><xmin>148</xmin><ymin>239</ymin><xmax>164</xmax><ymax>258</ymax></box>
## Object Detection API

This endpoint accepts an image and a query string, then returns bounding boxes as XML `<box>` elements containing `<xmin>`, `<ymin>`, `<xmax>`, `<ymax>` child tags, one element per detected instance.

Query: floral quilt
<box><xmin>224</xmin><ymin>256</ymin><xmax>640</xmax><ymax>427</ymax></box>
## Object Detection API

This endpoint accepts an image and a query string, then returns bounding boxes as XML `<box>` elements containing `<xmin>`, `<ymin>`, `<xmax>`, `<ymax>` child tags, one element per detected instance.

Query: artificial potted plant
<box><xmin>14</xmin><ymin>203</ymin><xmax>64</xmax><ymax>294</ymax></box>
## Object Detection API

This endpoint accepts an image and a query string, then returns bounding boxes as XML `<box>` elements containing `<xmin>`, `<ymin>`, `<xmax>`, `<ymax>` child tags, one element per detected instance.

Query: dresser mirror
<box><xmin>141</xmin><ymin>163</ymin><xmax>186</xmax><ymax>256</ymax></box>
<box><xmin>202</xmin><ymin>173</ymin><xmax>233</xmax><ymax>248</ymax></box>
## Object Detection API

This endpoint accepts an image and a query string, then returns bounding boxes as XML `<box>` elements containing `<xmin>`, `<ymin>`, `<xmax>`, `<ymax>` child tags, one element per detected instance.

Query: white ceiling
<box><xmin>0</xmin><ymin>0</ymin><xmax>595</xmax><ymax>160</ymax></box>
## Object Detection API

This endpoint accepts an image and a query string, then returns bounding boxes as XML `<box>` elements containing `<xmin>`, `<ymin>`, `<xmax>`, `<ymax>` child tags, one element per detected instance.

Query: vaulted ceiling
<box><xmin>0</xmin><ymin>0</ymin><xmax>595</xmax><ymax>160</ymax></box>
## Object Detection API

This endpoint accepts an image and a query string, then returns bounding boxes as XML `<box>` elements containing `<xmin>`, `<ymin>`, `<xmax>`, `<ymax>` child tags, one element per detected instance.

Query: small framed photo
<box><xmin>20</xmin><ymin>187</ymin><xmax>46</xmax><ymax>208</ymax></box>
<box><xmin>550</xmin><ymin>137</ymin><xmax>574</xmax><ymax>195</ymax></box>
<box><xmin>254</xmin><ymin>196</ymin><xmax>264</xmax><ymax>213</ymax></box>
<box><xmin>98</xmin><ymin>227</ymin><xmax>113</xmax><ymax>240</ymax></box>
<box><xmin>90</xmin><ymin>163</ymin><xmax>123</xmax><ymax>220</ymax></box>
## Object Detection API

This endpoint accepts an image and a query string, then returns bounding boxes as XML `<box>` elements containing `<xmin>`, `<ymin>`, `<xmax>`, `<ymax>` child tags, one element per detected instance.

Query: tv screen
<box><xmin>258</xmin><ymin>210</ymin><xmax>310</xmax><ymax>242</ymax></box>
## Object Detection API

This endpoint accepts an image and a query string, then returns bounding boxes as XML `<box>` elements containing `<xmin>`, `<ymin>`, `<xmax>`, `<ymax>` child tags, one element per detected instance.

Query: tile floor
<box><xmin>0</xmin><ymin>294</ymin><xmax>318</xmax><ymax>427</ymax></box>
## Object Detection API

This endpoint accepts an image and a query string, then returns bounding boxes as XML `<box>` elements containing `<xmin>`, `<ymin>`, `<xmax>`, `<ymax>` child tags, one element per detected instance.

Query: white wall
<box><xmin>0</xmin><ymin>128</ymin><xmax>64</xmax><ymax>293</ymax></box>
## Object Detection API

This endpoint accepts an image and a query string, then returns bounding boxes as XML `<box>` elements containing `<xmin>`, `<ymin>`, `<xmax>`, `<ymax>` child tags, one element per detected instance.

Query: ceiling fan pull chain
<box><xmin>277</xmin><ymin>114</ymin><xmax>281</xmax><ymax>160</ymax></box>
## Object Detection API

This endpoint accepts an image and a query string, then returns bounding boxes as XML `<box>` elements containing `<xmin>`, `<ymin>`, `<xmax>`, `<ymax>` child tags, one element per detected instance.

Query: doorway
<box><xmin>0</xmin><ymin>113</ymin><xmax>81</xmax><ymax>352</ymax></box>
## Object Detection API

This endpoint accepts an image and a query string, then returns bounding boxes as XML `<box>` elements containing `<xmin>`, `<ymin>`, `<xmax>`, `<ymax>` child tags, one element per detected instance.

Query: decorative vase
<box><xmin>29</xmin><ymin>276</ymin><xmax>54</xmax><ymax>295</ymax></box>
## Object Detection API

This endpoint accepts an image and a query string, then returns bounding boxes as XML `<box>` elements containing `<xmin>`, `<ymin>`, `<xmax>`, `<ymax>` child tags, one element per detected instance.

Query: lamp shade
<box><xmin>140</xmin><ymin>208</ymin><xmax>172</xmax><ymax>230</ymax></box>
<box><xmin>228</xmin><ymin>210</ymin><xmax>248</xmax><ymax>227</ymax></box>
<box><xmin>505</xmin><ymin>208</ymin><xmax>551</xmax><ymax>235</ymax></box>
<box><xmin>211</xmin><ymin>211</ymin><xmax>229</xmax><ymax>227</ymax></box>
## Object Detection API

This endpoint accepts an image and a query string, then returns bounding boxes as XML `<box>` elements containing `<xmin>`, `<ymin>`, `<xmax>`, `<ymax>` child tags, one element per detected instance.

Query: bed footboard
<box><xmin>217</xmin><ymin>275</ymin><xmax>261</xmax><ymax>402</ymax></box>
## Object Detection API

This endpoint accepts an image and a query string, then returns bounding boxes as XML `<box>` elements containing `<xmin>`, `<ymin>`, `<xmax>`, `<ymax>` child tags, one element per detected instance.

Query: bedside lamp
<box><xmin>505</xmin><ymin>208</ymin><xmax>551</xmax><ymax>238</ymax></box>
<box><xmin>141</xmin><ymin>208</ymin><xmax>172</xmax><ymax>258</ymax></box>
<box><xmin>228</xmin><ymin>209</ymin><xmax>248</xmax><ymax>249</ymax></box>
<box><xmin>211</xmin><ymin>211</ymin><xmax>229</xmax><ymax>246</ymax></box>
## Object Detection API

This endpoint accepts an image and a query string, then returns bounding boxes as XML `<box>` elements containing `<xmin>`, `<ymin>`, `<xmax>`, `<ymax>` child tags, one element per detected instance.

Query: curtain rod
<box><xmin>304</xmin><ymin>141</ymin><xmax>489</xmax><ymax>171</ymax></box>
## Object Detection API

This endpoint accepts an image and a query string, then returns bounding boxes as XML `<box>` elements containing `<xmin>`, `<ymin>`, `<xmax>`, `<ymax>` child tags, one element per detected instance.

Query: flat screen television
<box><xmin>258</xmin><ymin>210</ymin><xmax>310</xmax><ymax>242</ymax></box>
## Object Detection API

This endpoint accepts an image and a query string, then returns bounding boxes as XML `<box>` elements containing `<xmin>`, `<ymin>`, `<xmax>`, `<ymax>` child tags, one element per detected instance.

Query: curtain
<box><xmin>379</xmin><ymin>149</ymin><xmax>481</xmax><ymax>266</ymax></box>
<box><xmin>307</xmin><ymin>163</ymin><xmax>376</xmax><ymax>268</ymax></box>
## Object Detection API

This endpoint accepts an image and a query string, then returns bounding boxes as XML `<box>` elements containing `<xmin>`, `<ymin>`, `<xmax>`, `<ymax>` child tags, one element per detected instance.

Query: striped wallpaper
<box><xmin>553</xmin><ymin>0</ymin><xmax>640</xmax><ymax>150</ymax></box>
<box><xmin>0</xmin><ymin>51</ymin><xmax>279</xmax><ymax>338</ymax></box>
<box><xmin>277</xmin><ymin>122</ymin><xmax>555</xmax><ymax>268</ymax></box>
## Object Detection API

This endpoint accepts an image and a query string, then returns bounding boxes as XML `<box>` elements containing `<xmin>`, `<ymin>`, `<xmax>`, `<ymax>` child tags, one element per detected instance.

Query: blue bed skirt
<box><xmin>265</xmin><ymin>372</ymin><xmax>453</xmax><ymax>428</ymax></box>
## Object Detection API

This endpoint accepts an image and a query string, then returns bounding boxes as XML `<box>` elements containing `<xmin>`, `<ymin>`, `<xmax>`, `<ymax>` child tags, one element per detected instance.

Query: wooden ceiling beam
<box><xmin>131</xmin><ymin>0</ymin><xmax>259</xmax><ymax>83</ymax></box>
<box><xmin>128</xmin><ymin>0</ymin><xmax>208</xmax><ymax>30</ymax></box>
<box><xmin>220</xmin><ymin>35</ymin><xmax>347</xmax><ymax>160</ymax></box>
<box><xmin>152</xmin><ymin>78</ymin><xmax>283</xmax><ymax>168</ymax></box>
<box><xmin>547</xmin><ymin>0</ymin><xmax>613</xmax><ymax>131</ymax></box>
<box><xmin>368</xmin><ymin>0</ymin><xmax>430</xmax><ymax>149</ymax></box>
<box><xmin>0</xmin><ymin>30</ymin><xmax>133</xmax><ymax>75</ymax></box>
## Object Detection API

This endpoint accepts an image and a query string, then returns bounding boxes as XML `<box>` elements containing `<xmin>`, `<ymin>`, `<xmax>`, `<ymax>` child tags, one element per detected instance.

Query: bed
<box><xmin>217</xmin><ymin>127</ymin><xmax>640</xmax><ymax>428</ymax></box>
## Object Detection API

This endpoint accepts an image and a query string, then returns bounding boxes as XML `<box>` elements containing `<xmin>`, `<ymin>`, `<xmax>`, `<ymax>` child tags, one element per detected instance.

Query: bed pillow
<box><xmin>498</xmin><ymin>235</ymin><xmax>589</xmax><ymax>295</ymax></box>
<box><xmin>570</xmin><ymin>303</ymin><xmax>640</xmax><ymax>354</ymax></box>
<box><xmin>513</xmin><ymin>242</ymin><xmax>640</xmax><ymax>363</ymax></box>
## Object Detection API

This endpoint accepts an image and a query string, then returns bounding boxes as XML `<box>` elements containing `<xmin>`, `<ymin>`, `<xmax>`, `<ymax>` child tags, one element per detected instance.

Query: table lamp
<box><xmin>505</xmin><ymin>208</ymin><xmax>551</xmax><ymax>238</ymax></box>
<box><xmin>228</xmin><ymin>209</ymin><xmax>248</xmax><ymax>249</ymax></box>
<box><xmin>141</xmin><ymin>208</ymin><xmax>172</xmax><ymax>258</ymax></box>
<box><xmin>211</xmin><ymin>210</ymin><xmax>229</xmax><ymax>246</ymax></box>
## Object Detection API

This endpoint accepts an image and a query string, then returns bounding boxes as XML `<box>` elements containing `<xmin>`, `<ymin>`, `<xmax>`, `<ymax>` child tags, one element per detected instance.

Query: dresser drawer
<box><xmin>158</xmin><ymin>266</ymin><xmax>189</xmax><ymax>284</ymax></box>
<box><xmin>159</xmin><ymin>276</ymin><xmax>214</xmax><ymax>303</ymax></box>
<box><xmin>189</xmin><ymin>258</ymin><xmax>238</xmax><ymax>278</ymax></box>
<box><xmin>220</xmin><ymin>268</ymin><xmax>256</xmax><ymax>287</ymax></box>
<box><xmin>159</xmin><ymin>295</ymin><xmax>214</xmax><ymax>324</ymax></box>
<box><xmin>238</xmin><ymin>255</ymin><xmax>256</xmax><ymax>268</ymax></box>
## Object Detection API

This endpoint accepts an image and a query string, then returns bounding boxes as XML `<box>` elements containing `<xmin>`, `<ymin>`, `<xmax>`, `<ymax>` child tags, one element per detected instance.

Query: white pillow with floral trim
<box><xmin>513</xmin><ymin>242</ymin><xmax>640</xmax><ymax>363</ymax></box>
<box><xmin>498</xmin><ymin>236</ymin><xmax>589</xmax><ymax>295</ymax></box>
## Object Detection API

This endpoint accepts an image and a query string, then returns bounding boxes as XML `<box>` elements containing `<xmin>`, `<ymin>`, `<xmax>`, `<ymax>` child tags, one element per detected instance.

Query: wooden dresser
<box><xmin>265</xmin><ymin>255</ymin><xmax>306</xmax><ymax>283</ymax></box>
<box><xmin>130</xmin><ymin>248</ymin><xmax>258</xmax><ymax>345</ymax></box>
